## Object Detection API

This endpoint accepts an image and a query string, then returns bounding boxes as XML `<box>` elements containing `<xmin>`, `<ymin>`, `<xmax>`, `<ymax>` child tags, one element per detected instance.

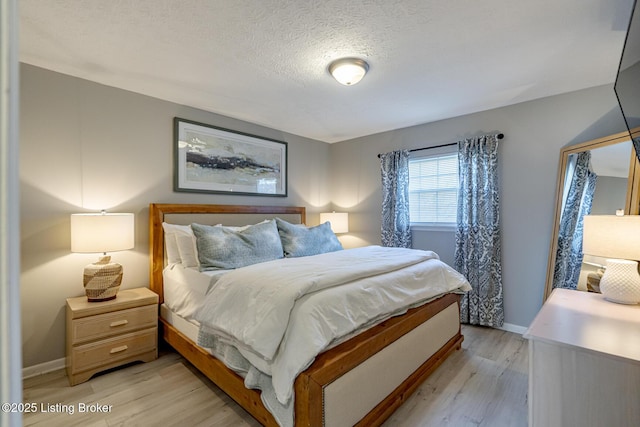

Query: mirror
<box><xmin>544</xmin><ymin>131</ymin><xmax>640</xmax><ymax>299</ymax></box>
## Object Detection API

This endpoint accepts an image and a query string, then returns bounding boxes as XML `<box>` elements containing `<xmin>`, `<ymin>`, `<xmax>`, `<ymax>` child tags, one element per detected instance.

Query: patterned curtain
<box><xmin>380</xmin><ymin>150</ymin><xmax>412</xmax><ymax>248</ymax></box>
<box><xmin>552</xmin><ymin>151</ymin><xmax>597</xmax><ymax>290</ymax></box>
<box><xmin>455</xmin><ymin>135</ymin><xmax>504</xmax><ymax>327</ymax></box>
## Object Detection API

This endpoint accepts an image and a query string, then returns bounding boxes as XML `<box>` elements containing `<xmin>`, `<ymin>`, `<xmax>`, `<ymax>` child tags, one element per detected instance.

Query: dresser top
<box><xmin>524</xmin><ymin>288</ymin><xmax>640</xmax><ymax>362</ymax></box>
<box><xmin>66</xmin><ymin>287</ymin><xmax>158</xmax><ymax>319</ymax></box>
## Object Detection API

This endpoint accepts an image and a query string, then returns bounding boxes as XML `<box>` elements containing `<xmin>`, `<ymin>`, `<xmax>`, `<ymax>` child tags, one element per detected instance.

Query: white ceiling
<box><xmin>19</xmin><ymin>0</ymin><xmax>635</xmax><ymax>143</ymax></box>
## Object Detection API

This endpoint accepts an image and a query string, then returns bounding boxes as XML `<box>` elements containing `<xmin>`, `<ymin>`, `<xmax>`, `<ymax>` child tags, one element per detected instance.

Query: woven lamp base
<box><xmin>83</xmin><ymin>255</ymin><xmax>123</xmax><ymax>302</ymax></box>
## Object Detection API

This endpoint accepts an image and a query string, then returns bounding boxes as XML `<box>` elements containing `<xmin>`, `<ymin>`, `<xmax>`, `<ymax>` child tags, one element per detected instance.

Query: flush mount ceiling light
<box><xmin>328</xmin><ymin>58</ymin><xmax>369</xmax><ymax>86</ymax></box>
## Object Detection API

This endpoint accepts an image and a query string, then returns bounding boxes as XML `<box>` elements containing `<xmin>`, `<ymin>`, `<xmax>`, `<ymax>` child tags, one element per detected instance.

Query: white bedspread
<box><xmin>194</xmin><ymin>245</ymin><xmax>471</xmax><ymax>406</ymax></box>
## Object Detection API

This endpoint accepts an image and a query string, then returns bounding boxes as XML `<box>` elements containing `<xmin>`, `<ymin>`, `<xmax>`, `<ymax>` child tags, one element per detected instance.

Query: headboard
<box><xmin>149</xmin><ymin>203</ymin><xmax>306</xmax><ymax>303</ymax></box>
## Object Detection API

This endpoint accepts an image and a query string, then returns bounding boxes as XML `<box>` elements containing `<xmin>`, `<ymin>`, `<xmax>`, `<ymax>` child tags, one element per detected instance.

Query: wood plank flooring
<box><xmin>22</xmin><ymin>325</ymin><xmax>528</xmax><ymax>426</ymax></box>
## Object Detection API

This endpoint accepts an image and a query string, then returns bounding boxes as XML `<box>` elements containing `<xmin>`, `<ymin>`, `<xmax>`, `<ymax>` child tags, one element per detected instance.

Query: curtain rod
<box><xmin>377</xmin><ymin>133</ymin><xmax>504</xmax><ymax>158</ymax></box>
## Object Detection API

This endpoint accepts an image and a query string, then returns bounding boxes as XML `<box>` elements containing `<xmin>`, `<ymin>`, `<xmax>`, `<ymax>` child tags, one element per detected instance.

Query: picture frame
<box><xmin>174</xmin><ymin>118</ymin><xmax>288</xmax><ymax>196</ymax></box>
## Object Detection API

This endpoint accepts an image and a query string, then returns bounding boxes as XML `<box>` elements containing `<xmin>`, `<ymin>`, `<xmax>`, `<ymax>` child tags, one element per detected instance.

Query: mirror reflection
<box><xmin>545</xmin><ymin>132</ymin><xmax>640</xmax><ymax>299</ymax></box>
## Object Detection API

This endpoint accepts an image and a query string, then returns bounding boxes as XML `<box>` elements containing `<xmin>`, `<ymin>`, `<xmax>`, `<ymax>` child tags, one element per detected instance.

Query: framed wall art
<box><xmin>174</xmin><ymin>118</ymin><xmax>288</xmax><ymax>196</ymax></box>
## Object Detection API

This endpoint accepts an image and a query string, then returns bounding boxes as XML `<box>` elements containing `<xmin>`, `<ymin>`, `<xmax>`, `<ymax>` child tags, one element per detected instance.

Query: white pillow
<box><xmin>161</xmin><ymin>223</ymin><xmax>181</xmax><ymax>265</ymax></box>
<box><xmin>162</xmin><ymin>223</ymin><xmax>199</xmax><ymax>267</ymax></box>
<box><xmin>176</xmin><ymin>232</ymin><xmax>199</xmax><ymax>268</ymax></box>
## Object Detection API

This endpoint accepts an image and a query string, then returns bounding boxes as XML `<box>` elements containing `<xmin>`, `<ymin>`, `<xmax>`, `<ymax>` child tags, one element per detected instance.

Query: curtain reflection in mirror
<box><xmin>552</xmin><ymin>151</ymin><xmax>597</xmax><ymax>290</ymax></box>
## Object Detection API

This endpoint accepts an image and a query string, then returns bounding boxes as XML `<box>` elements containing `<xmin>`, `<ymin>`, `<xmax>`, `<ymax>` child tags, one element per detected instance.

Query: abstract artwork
<box><xmin>174</xmin><ymin>118</ymin><xmax>287</xmax><ymax>196</ymax></box>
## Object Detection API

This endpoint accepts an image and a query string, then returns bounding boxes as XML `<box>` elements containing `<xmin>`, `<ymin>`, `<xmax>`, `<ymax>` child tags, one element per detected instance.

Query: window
<box><xmin>408</xmin><ymin>151</ymin><xmax>458</xmax><ymax>227</ymax></box>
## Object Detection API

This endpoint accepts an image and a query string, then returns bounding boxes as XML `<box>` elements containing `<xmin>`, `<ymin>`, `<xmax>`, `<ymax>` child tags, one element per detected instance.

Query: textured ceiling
<box><xmin>19</xmin><ymin>0</ymin><xmax>635</xmax><ymax>143</ymax></box>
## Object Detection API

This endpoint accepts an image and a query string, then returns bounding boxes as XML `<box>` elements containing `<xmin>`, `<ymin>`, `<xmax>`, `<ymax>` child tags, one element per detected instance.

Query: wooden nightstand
<box><xmin>66</xmin><ymin>287</ymin><xmax>158</xmax><ymax>386</ymax></box>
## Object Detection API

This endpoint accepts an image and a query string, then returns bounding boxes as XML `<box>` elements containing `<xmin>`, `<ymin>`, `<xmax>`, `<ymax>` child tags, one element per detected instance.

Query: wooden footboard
<box><xmin>160</xmin><ymin>319</ymin><xmax>279</xmax><ymax>426</ymax></box>
<box><xmin>160</xmin><ymin>293</ymin><xmax>461</xmax><ymax>427</ymax></box>
<box><xmin>295</xmin><ymin>293</ymin><xmax>462</xmax><ymax>427</ymax></box>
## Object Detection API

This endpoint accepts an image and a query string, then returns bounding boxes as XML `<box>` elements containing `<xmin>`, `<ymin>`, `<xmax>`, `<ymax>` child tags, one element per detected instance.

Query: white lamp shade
<box><xmin>71</xmin><ymin>212</ymin><xmax>135</xmax><ymax>253</ymax></box>
<box><xmin>582</xmin><ymin>215</ymin><xmax>640</xmax><ymax>260</ymax></box>
<box><xmin>320</xmin><ymin>212</ymin><xmax>349</xmax><ymax>234</ymax></box>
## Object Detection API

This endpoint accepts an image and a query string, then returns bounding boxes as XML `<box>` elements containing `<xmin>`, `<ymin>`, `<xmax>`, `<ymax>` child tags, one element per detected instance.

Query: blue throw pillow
<box><xmin>275</xmin><ymin>218</ymin><xmax>343</xmax><ymax>258</ymax></box>
<box><xmin>191</xmin><ymin>220</ymin><xmax>283</xmax><ymax>270</ymax></box>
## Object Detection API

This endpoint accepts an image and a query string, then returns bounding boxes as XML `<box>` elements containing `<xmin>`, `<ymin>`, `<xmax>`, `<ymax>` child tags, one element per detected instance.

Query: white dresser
<box><xmin>524</xmin><ymin>288</ymin><xmax>640</xmax><ymax>427</ymax></box>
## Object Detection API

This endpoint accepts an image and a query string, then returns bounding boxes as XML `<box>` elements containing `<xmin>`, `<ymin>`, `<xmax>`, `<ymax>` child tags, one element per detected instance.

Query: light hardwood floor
<box><xmin>22</xmin><ymin>325</ymin><xmax>528</xmax><ymax>426</ymax></box>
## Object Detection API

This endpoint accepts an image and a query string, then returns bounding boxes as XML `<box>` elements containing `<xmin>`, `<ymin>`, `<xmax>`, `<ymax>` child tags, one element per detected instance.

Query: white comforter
<box><xmin>194</xmin><ymin>245</ymin><xmax>471</xmax><ymax>406</ymax></box>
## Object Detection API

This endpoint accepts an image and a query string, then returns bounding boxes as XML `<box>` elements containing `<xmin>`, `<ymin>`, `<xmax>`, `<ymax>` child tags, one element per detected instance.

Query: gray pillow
<box><xmin>276</xmin><ymin>218</ymin><xmax>343</xmax><ymax>258</ymax></box>
<box><xmin>191</xmin><ymin>220</ymin><xmax>283</xmax><ymax>270</ymax></box>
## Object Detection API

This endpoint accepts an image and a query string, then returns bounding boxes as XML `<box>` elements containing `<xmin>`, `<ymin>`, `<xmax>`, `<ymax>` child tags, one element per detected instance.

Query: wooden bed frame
<box><xmin>149</xmin><ymin>203</ymin><xmax>463</xmax><ymax>426</ymax></box>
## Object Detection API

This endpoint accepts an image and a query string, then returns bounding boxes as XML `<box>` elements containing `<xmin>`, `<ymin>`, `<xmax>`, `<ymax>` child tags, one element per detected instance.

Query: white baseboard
<box><xmin>22</xmin><ymin>357</ymin><xmax>65</xmax><ymax>379</ymax></box>
<box><xmin>498</xmin><ymin>322</ymin><xmax>527</xmax><ymax>335</ymax></box>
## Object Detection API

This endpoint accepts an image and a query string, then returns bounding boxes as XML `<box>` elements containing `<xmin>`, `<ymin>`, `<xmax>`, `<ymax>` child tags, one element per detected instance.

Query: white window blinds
<box><xmin>409</xmin><ymin>152</ymin><xmax>458</xmax><ymax>225</ymax></box>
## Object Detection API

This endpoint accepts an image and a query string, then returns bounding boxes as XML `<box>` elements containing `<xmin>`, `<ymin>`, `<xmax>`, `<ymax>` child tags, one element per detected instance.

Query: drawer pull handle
<box><xmin>110</xmin><ymin>320</ymin><xmax>129</xmax><ymax>327</ymax></box>
<box><xmin>110</xmin><ymin>345</ymin><xmax>128</xmax><ymax>354</ymax></box>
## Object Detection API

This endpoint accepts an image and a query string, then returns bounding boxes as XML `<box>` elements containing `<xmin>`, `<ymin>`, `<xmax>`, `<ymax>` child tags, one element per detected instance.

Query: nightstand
<box><xmin>66</xmin><ymin>287</ymin><xmax>158</xmax><ymax>386</ymax></box>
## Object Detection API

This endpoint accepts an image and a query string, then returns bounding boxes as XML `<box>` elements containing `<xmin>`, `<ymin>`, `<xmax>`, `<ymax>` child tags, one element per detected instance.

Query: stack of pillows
<box><xmin>162</xmin><ymin>218</ymin><xmax>343</xmax><ymax>271</ymax></box>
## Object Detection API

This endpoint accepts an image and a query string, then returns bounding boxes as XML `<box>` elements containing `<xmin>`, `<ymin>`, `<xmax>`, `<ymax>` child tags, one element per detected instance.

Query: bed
<box><xmin>149</xmin><ymin>203</ymin><xmax>469</xmax><ymax>427</ymax></box>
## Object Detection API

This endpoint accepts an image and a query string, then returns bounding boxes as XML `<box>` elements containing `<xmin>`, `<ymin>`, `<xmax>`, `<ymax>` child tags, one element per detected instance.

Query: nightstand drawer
<box><xmin>70</xmin><ymin>327</ymin><xmax>157</xmax><ymax>374</ymax></box>
<box><xmin>70</xmin><ymin>304</ymin><xmax>157</xmax><ymax>344</ymax></box>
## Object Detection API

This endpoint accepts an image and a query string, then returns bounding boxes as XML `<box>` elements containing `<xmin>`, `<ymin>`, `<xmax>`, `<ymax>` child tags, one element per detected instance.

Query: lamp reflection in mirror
<box><xmin>582</xmin><ymin>215</ymin><xmax>640</xmax><ymax>304</ymax></box>
<box><xmin>71</xmin><ymin>211</ymin><xmax>135</xmax><ymax>302</ymax></box>
<box><xmin>320</xmin><ymin>212</ymin><xmax>349</xmax><ymax>234</ymax></box>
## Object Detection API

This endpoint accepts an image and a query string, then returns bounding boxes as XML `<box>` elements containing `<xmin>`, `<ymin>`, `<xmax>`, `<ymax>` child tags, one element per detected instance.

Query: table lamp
<box><xmin>320</xmin><ymin>212</ymin><xmax>349</xmax><ymax>234</ymax></box>
<box><xmin>582</xmin><ymin>215</ymin><xmax>640</xmax><ymax>304</ymax></box>
<box><xmin>71</xmin><ymin>211</ymin><xmax>134</xmax><ymax>301</ymax></box>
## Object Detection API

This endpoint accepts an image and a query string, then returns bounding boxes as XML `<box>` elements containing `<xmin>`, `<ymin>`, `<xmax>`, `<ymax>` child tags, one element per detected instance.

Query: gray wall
<box><xmin>329</xmin><ymin>84</ymin><xmax>627</xmax><ymax>329</ymax></box>
<box><xmin>591</xmin><ymin>176</ymin><xmax>629</xmax><ymax>214</ymax></box>
<box><xmin>20</xmin><ymin>64</ymin><xmax>331</xmax><ymax>368</ymax></box>
<box><xmin>616</xmin><ymin>57</ymin><xmax>640</xmax><ymax>131</ymax></box>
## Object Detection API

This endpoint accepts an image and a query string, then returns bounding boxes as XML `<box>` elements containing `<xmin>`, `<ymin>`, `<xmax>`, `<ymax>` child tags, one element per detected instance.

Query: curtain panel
<box><xmin>455</xmin><ymin>135</ymin><xmax>504</xmax><ymax>327</ymax></box>
<box><xmin>552</xmin><ymin>151</ymin><xmax>597</xmax><ymax>290</ymax></box>
<box><xmin>380</xmin><ymin>150</ymin><xmax>412</xmax><ymax>248</ymax></box>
